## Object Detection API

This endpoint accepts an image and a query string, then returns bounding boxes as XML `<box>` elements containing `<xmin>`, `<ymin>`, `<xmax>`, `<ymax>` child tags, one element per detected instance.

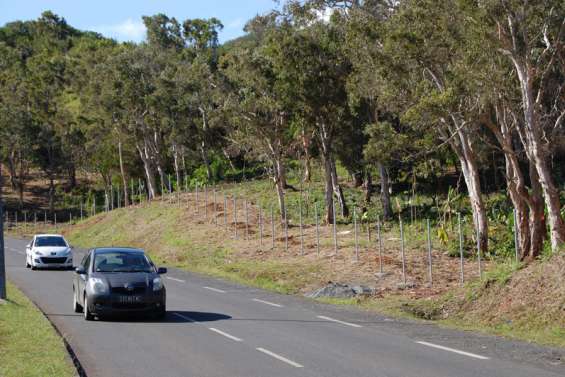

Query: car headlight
<box><xmin>63</xmin><ymin>248</ymin><xmax>71</xmax><ymax>255</ymax></box>
<box><xmin>88</xmin><ymin>277</ymin><xmax>108</xmax><ymax>294</ymax></box>
<box><xmin>153</xmin><ymin>277</ymin><xmax>163</xmax><ymax>291</ymax></box>
<box><xmin>34</xmin><ymin>250</ymin><xmax>43</xmax><ymax>256</ymax></box>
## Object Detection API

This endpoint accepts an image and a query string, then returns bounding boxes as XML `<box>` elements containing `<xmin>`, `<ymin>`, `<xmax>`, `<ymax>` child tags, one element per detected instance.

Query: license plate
<box><xmin>118</xmin><ymin>296</ymin><xmax>142</xmax><ymax>304</ymax></box>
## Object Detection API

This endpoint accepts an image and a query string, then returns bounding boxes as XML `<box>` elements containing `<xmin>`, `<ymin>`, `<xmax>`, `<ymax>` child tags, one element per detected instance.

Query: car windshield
<box><xmin>35</xmin><ymin>236</ymin><xmax>67</xmax><ymax>247</ymax></box>
<box><xmin>94</xmin><ymin>252</ymin><xmax>152</xmax><ymax>273</ymax></box>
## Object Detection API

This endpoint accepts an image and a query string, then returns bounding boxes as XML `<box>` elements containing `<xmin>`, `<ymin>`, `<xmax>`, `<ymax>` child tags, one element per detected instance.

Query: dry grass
<box><xmin>53</xmin><ymin>191</ymin><xmax>490</xmax><ymax>297</ymax></box>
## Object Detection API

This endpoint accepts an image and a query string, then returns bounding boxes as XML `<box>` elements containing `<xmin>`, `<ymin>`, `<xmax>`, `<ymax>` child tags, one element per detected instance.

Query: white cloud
<box><xmin>91</xmin><ymin>18</ymin><xmax>146</xmax><ymax>43</ymax></box>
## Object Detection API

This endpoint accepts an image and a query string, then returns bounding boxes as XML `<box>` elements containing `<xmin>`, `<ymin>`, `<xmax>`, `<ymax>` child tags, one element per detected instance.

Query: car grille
<box><xmin>111</xmin><ymin>286</ymin><xmax>146</xmax><ymax>295</ymax></box>
<box><xmin>40</xmin><ymin>257</ymin><xmax>67</xmax><ymax>264</ymax></box>
<box><xmin>112</xmin><ymin>303</ymin><xmax>147</xmax><ymax>310</ymax></box>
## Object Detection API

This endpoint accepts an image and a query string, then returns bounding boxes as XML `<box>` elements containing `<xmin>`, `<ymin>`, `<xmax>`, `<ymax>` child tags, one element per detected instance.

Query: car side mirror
<box><xmin>75</xmin><ymin>266</ymin><xmax>86</xmax><ymax>275</ymax></box>
<box><xmin>26</xmin><ymin>244</ymin><xmax>31</xmax><ymax>249</ymax></box>
<box><xmin>157</xmin><ymin>267</ymin><xmax>167</xmax><ymax>274</ymax></box>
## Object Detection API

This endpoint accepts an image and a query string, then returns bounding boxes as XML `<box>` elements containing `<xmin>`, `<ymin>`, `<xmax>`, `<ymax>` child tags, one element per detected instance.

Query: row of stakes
<box><xmin>3</xmin><ymin>177</ymin><xmax>523</xmax><ymax>288</ymax></box>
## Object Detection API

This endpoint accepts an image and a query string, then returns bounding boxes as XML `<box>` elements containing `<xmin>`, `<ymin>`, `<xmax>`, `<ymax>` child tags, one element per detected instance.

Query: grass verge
<box><xmin>0</xmin><ymin>282</ymin><xmax>76</xmax><ymax>377</ymax></box>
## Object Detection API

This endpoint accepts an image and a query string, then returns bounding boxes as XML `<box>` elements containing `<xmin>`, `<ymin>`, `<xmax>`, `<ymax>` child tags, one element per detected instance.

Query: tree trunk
<box><xmin>529</xmin><ymin>143</ymin><xmax>565</xmax><ymax>251</ymax></box>
<box><xmin>48</xmin><ymin>175</ymin><xmax>55</xmax><ymax>214</ymax></box>
<box><xmin>136</xmin><ymin>143</ymin><xmax>157</xmax><ymax>199</ymax></box>
<box><xmin>528</xmin><ymin>162</ymin><xmax>546</xmax><ymax>259</ymax></box>
<box><xmin>118</xmin><ymin>139</ymin><xmax>129</xmax><ymax>206</ymax></box>
<box><xmin>323</xmin><ymin>154</ymin><xmax>334</xmax><ymax>224</ymax></box>
<box><xmin>364</xmin><ymin>170</ymin><xmax>373</xmax><ymax>204</ymax></box>
<box><xmin>200</xmin><ymin>144</ymin><xmax>212</xmax><ymax>182</ymax></box>
<box><xmin>67</xmin><ymin>163</ymin><xmax>77</xmax><ymax>189</ymax></box>
<box><xmin>379</xmin><ymin>163</ymin><xmax>393</xmax><ymax>220</ymax></box>
<box><xmin>7</xmin><ymin>149</ymin><xmax>16</xmax><ymax>191</ymax></box>
<box><xmin>459</xmin><ymin>154</ymin><xmax>489</xmax><ymax>253</ymax></box>
<box><xmin>274</xmin><ymin>162</ymin><xmax>286</xmax><ymax>224</ymax></box>
<box><xmin>352</xmin><ymin>172</ymin><xmax>363</xmax><ymax>188</ymax></box>
<box><xmin>331</xmin><ymin>159</ymin><xmax>349</xmax><ymax>217</ymax></box>
<box><xmin>17</xmin><ymin>149</ymin><xmax>24</xmax><ymax>208</ymax></box>
<box><xmin>301</xmin><ymin>128</ymin><xmax>311</xmax><ymax>182</ymax></box>
<box><xmin>503</xmin><ymin>34</ymin><xmax>565</xmax><ymax>252</ymax></box>
<box><xmin>173</xmin><ymin>143</ymin><xmax>181</xmax><ymax>192</ymax></box>
<box><xmin>199</xmin><ymin>108</ymin><xmax>213</xmax><ymax>181</ymax></box>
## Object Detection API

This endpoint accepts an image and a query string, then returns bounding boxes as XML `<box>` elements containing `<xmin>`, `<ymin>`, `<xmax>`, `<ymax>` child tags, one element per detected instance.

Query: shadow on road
<box><xmin>45</xmin><ymin>311</ymin><xmax>233</xmax><ymax>323</ymax></box>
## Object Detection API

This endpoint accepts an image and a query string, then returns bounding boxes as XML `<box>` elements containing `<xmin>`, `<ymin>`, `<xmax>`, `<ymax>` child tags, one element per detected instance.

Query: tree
<box><xmin>482</xmin><ymin>0</ymin><xmax>565</xmax><ymax>252</ymax></box>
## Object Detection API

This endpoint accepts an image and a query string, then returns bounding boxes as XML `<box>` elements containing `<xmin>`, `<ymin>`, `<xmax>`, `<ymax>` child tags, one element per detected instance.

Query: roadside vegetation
<box><xmin>0</xmin><ymin>283</ymin><xmax>76</xmax><ymax>377</ymax></box>
<box><xmin>1</xmin><ymin>0</ymin><xmax>564</xmax><ymax>350</ymax></box>
<box><xmin>42</xmin><ymin>185</ymin><xmax>562</xmax><ymax>348</ymax></box>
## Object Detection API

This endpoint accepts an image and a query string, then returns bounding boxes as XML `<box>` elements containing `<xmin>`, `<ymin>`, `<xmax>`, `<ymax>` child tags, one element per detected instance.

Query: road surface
<box><xmin>4</xmin><ymin>237</ymin><xmax>564</xmax><ymax>377</ymax></box>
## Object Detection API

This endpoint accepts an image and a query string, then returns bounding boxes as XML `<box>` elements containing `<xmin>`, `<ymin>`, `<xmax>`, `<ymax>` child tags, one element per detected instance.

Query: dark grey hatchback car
<box><xmin>72</xmin><ymin>247</ymin><xmax>167</xmax><ymax>320</ymax></box>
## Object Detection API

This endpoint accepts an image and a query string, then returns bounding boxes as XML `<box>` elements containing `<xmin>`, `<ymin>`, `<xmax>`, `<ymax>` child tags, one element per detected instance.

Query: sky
<box><xmin>0</xmin><ymin>0</ymin><xmax>279</xmax><ymax>43</ymax></box>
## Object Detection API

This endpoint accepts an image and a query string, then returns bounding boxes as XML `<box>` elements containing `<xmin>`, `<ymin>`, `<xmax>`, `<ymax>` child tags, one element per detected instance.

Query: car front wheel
<box><xmin>83</xmin><ymin>294</ymin><xmax>94</xmax><ymax>321</ymax></box>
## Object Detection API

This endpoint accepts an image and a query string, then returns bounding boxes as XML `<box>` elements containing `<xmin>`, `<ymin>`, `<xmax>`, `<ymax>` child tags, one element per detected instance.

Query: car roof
<box><xmin>93</xmin><ymin>247</ymin><xmax>145</xmax><ymax>254</ymax></box>
<box><xmin>34</xmin><ymin>234</ymin><xmax>65</xmax><ymax>238</ymax></box>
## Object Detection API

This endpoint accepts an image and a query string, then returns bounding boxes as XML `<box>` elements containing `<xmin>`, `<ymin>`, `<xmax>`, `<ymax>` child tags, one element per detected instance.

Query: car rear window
<box><xmin>94</xmin><ymin>252</ymin><xmax>152</xmax><ymax>273</ymax></box>
<box><xmin>35</xmin><ymin>237</ymin><xmax>67</xmax><ymax>247</ymax></box>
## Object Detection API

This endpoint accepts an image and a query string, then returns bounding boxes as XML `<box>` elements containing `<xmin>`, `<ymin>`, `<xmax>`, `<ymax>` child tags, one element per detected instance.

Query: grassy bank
<box><xmin>0</xmin><ymin>283</ymin><xmax>76</xmax><ymax>377</ymax></box>
<box><xmin>61</xmin><ymin>192</ymin><xmax>564</xmax><ymax>348</ymax></box>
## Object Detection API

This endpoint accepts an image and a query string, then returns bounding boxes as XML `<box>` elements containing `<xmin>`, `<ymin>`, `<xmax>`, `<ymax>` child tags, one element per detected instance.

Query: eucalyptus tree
<box><xmin>0</xmin><ymin>38</ymin><xmax>35</xmax><ymax>207</ymax></box>
<box><xmin>368</xmin><ymin>0</ymin><xmax>490</xmax><ymax>251</ymax></box>
<box><xmin>220</xmin><ymin>15</ymin><xmax>294</xmax><ymax>220</ymax></box>
<box><xmin>182</xmin><ymin>18</ymin><xmax>224</xmax><ymax>181</ymax></box>
<box><xmin>479</xmin><ymin>0</ymin><xmax>565</xmax><ymax>252</ymax></box>
<box><xmin>267</xmin><ymin>8</ymin><xmax>351</xmax><ymax>222</ymax></box>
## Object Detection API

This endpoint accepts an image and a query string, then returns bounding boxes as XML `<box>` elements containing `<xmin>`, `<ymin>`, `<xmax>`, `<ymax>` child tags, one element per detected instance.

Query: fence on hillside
<box><xmin>3</xmin><ymin>181</ymin><xmax>522</xmax><ymax>291</ymax></box>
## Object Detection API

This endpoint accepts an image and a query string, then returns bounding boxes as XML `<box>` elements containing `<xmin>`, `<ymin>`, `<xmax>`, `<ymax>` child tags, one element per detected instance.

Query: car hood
<box><xmin>33</xmin><ymin>246</ymin><xmax>69</xmax><ymax>254</ymax></box>
<box><xmin>93</xmin><ymin>272</ymin><xmax>155</xmax><ymax>288</ymax></box>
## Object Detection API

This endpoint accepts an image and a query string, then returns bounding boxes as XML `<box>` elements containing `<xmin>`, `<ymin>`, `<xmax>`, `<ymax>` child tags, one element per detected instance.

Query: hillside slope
<box><xmin>44</xmin><ymin>192</ymin><xmax>565</xmax><ymax>348</ymax></box>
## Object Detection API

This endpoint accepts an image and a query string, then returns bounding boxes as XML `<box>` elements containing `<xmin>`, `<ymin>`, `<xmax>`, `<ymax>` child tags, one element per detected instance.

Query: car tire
<box><xmin>154</xmin><ymin>304</ymin><xmax>166</xmax><ymax>320</ymax></box>
<box><xmin>26</xmin><ymin>258</ymin><xmax>30</xmax><ymax>268</ymax></box>
<box><xmin>73</xmin><ymin>288</ymin><xmax>83</xmax><ymax>313</ymax></box>
<box><xmin>31</xmin><ymin>264</ymin><xmax>36</xmax><ymax>270</ymax></box>
<box><xmin>84</xmin><ymin>294</ymin><xmax>94</xmax><ymax>321</ymax></box>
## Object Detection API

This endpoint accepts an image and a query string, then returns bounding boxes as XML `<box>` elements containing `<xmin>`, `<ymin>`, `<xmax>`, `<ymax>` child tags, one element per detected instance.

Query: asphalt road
<box><xmin>4</xmin><ymin>236</ymin><xmax>564</xmax><ymax>377</ymax></box>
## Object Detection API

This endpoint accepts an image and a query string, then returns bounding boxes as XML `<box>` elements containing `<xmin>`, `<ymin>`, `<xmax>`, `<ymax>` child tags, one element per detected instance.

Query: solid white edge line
<box><xmin>208</xmin><ymin>327</ymin><xmax>243</xmax><ymax>342</ymax></box>
<box><xmin>166</xmin><ymin>277</ymin><xmax>186</xmax><ymax>283</ymax></box>
<box><xmin>172</xmin><ymin>313</ymin><xmax>195</xmax><ymax>322</ymax></box>
<box><xmin>203</xmin><ymin>286</ymin><xmax>226</xmax><ymax>293</ymax></box>
<box><xmin>252</xmin><ymin>298</ymin><xmax>283</xmax><ymax>308</ymax></box>
<box><xmin>317</xmin><ymin>315</ymin><xmax>362</xmax><ymax>328</ymax></box>
<box><xmin>416</xmin><ymin>341</ymin><xmax>490</xmax><ymax>360</ymax></box>
<box><xmin>256</xmin><ymin>347</ymin><xmax>304</xmax><ymax>368</ymax></box>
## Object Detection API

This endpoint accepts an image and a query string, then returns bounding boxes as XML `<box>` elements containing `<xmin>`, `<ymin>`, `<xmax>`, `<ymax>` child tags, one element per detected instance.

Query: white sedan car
<box><xmin>26</xmin><ymin>234</ymin><xmax>74</xmax><ymax>270</ymax></box>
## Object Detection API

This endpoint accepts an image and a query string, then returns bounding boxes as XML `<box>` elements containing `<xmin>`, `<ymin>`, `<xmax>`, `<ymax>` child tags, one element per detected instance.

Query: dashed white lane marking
<box><xmin>17</xmin><ymin>251</ymin><xmax>25</xmax><ymax>255</ymax></box>
<box><xmin>172</xmin><ymin>313</ymin><xmax>195</xmax><ymax>322</ymax></box>
<box><xmin>203</xmin><ymin>286</ymin><xmax>226</xmax><ymax>293</ymax></box>
<box><xmin>317</xmin><ymin>315</ymin><xmax>362</xmax><ymax>328</ymax></box>
<box><xmin>252</xmin><ymin>298</ymin><xmax>283</xmax><ymax>308</ymax></box>
<box><xmin>256</xmin><ymin>348</ymin><xmax>304</xmax><ymax>368</ymax></box>
<box><xmin>416</xmin><ymin>341</ymin><xmax>490</xmax><ymax>360</ymax></box>
<box><xmin>208</xmin><ymin>328</ymin><xmax>243</xmax><ymax>342</ymax></box>
<box><xmin>166</xmin><ymin>277</ymin><xmax>186</xmax><ymax>283</ymax></box>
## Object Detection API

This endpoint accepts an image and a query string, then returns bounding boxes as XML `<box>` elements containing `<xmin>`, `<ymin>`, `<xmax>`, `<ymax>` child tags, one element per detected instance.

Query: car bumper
<box><xmin>32</xmin><ymin>257</ymin><xmax>73</xmax><ymax>268</ymax></box>
<box><xmin>88</xmin><ymin>291</ymin><xmax>166</xmax><ymax>315</ymax></box>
